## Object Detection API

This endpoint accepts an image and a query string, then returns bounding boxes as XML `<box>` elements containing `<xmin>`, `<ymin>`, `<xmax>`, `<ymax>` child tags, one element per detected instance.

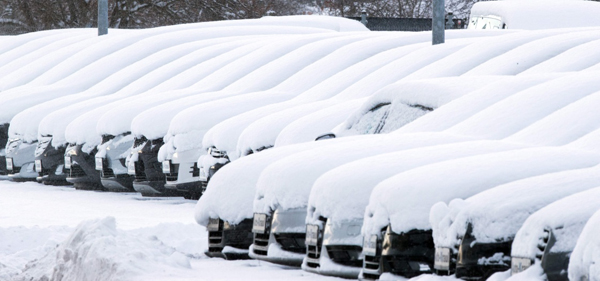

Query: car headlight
<box><xmin>35</xmin><ymin>159</ymin><xmax>42</xmax><ymax>173</ymax></box>
<box><xmin>162</xmin><ymin>160</ymin><xmax>171</xmax><ymax>174</ymax></box>
<box><xmin>64</xmin><ymin>156</ymin><xmax>72</xmax><ymax>169</ymax></box>
<box><xmin>6</xmin><ymin>157</ymin><xmax>13</xmax><ymax>170</ymax></box>
<box><xmin>127</xmin><ymin>160</ymin><xmax>136</xmax><ymax>175</ymax></box>
<box><xmin>95</xmin><ymin>157</ymin><xmax>103</xmax><ymax>171</ymax></box>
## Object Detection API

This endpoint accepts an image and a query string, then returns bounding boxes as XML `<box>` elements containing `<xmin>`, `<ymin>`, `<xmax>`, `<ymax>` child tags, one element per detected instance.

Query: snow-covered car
<box><xmin>303</xmin><ymin>140</ymin><xmax>523</xmax><ymax>278</ymax></box>
<box><xmin>92</xmin><ymin>37</ymin><xmax>270</xmax><ymax>192</ymax></box>
<box><xmin>69</xmin><ymin>16</ymin><xmax>366</xmax><ymax>192</ymax></box>
<box><xmin>146</xmin><ymin>32</ymin><xmax>378</xmax><ymax>197</ymax></box>
<box><xmin>4</xmin><ymin>15</ymin><xmax>353</xmax><ymax>184</ymax></box>
<box><xmin>467</xmin><ymin>0</ymin><xmax>600</xmax><ymax>30</ymax></box>
<box><xmin>568</xmin><ymin>208</ymin><xmax>600</xmax><ymax>281</ymax></box>
<box><xmin>68</xmin><ymin>35</ymin><xmax>314</xmax><ymax>191</ymax></box>
<box><xmin>429</xmin><ymin>84</ymin><xmax>600</xmax><ymax>279</ymax></box>
<box><xmin>36</xmin><ymin>28</ymin><xmax>272</xmax><ymax>188</ymax></box>
<box><xmin>431</xmin><ymin>166</ymin><xmax>600</xmax><ymax>279</ymax></box>
<box><xmin>274</xmin><ymin>28</ymin><xmax>600</xmax><ymax>146</ymax></box>
<box><xmin>359</xmin><ymin>146</ymin><xmax>600</xmax><ymax>280</ymax></box>
<box><xmin>200</xmin><ymin>29</ymin><xmax>503</xmax><ymax>184</ymax></box>
<box><xmin>509</xmin><ymin>187</ymin><xmax>600</xmax><ymax>281</ymax></box>
<box><xmin>248</xmin><ymin>69</ymin><xmax>598</xmax><ymax>268</ymax></box>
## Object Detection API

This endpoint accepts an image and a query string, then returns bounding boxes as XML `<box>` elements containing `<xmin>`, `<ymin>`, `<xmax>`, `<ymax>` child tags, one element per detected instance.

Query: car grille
<box><xmin>9</xmin><ymin>165</ymin><xmax>21</xmax><ymax>174</ymax></box>
<box><xmin>253</xmin><ymin>232</ymin><xmax>270</xmax><ymax>256</ymax></box>
<box><xmin>102</xmin><ymin>167</ymin><xmax>115</xmax><ymax>178</ymax></box>
<box><xmin>165</xmin><ymin>163</ymin><xmax>179</xmax><ymax>181</ymax></box>
<box><xmin>363</xmin><ymin>254</ymin><xmax>382</xmax><ymax>280</ymax></box>
<box><xmin>327</xmin><ymin>245</ymin><xmax>363</xmax><ymax>267</ymax></box>
<box><xmin>69</xmin><ymin>165</ymin><xmax>86</xmax><ymax>178</ymax></box>
<box><xmin>274</xmin><ymin>233</ymin><xmax>306</xmax><ymax>254</ymax></box>
<box><xmin>134</xmin><ymin>161</ymin><xmax>146</xmax><ymax>181</ymax></box>
<box><xmin>208</xmin><ymin>219</ymin><xmax>224</xmax><ymax>253</ymax></box>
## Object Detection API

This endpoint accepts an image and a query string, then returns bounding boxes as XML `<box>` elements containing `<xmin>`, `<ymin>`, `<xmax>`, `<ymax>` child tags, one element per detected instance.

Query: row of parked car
<box><xmin>2</xmin><ymin>1</ymin><xmax>600</xmax><ymax>281</ymax></box>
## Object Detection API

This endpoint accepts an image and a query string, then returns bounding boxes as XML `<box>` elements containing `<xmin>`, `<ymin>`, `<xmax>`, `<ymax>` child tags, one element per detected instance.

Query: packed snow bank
<box><xmin>307</xmin><ymin>140</ymin><xmax>524</xmax><ymax>226</ymax></box>
<box><xmin>511</xmin><ymin>186</ymin><xmax>600</xmax><ymax>261</ymax></box>
<box><xmin>469</xmin><ymin>0</ymin><xmax>600</xmax><ymax>30</ymax></box>
<box><xmin>12</xmin><ymin>217</ymin><xmax>202</xmax><ymax>281</ymax></box>
<box><xmin>431</xmin><ymin>165</ymin><xmax>600</xmax><ymax>250</ymax></box>
<box><xmin>362</xmin><ymin>147</ymin><xmax>600</xmax><ymax>237</ymax></box>
<box><xmin>568</xmin><ymin>208</ymin><xmax>600</xmax><ymax>281</ymax></box>
<box><xmin>253</xmin><ymin>133</ymin><xmax>471</xmax><ymax>215</ymax></box>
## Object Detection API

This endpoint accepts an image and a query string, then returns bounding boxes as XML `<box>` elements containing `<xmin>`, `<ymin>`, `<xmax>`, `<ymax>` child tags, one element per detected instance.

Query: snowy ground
<box><xmin>0</xmin><ymin>180</ymin><xmax>459</xmax><ymax>281</ymax></box>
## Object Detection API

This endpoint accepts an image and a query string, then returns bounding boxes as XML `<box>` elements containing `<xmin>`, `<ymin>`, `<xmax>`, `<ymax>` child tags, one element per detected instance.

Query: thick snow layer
<box><xmin>0</xmin><ymin>30</ymin><xmax>94</xmax><ymax>85</ymax></box>
<box><xmin>5</xmin><ymin>20</ymin><xmax>343</xmax><ymax>138</ymax></box>
<box><xmin>0</xmin><ymin>30</ymin><xmax>131</xmax><ymax>92</ymax></box>
<box><xmin>275</xmin><ymin>99</ymin><xmax>366</xmax><ymax>147</ymax></box>
<box><xmin>404</xmin><ymin>29</ymin><xmax>576</xmax><ymax>80</ymax></box>
<box><xmin>159</xmin><ymin>33</ymin><xmax>380</xmax><ymax>157</ymax></box>
<box><xmin>431</xmin><ymin>165</ymin><xmax>600</xmax><ymax>250</ymax></box>
<box><xmin>362</xmin><ymin>147</ymin><xmax>600</xmax><ymax>237</ymax></box>
<box><xmin>306</xmin><ymin>140</ymin><xmax>523</xmax><ymax>226</ymax></box>
<box><xmin>462</xmin><ymin>29</ymin><xmax>600</xmax><ymax>76</ymax></box>
<box><xmin>469</xmin><ymin>0</ymin><xmax>600</xmax><ymax>30</ymax></box>
<box><xmin>520</xmin><ymin>38</ymin><xmax>600</xmax><ymax>74</ymax></box>
<box><xmin>511</xmin><ymin>186</ymin><xmax>600</xmax><ymax>259</ymax></box>
<box><xmin>96</xmin><ymin>38</ymin><xmax>271</xmax><ymax>138</ymax></box>
<box><xmin>131</xmin><ymin>33</ymin><xmax>345</xmax><ymax>141</ymax></box>
<box><xmin>201</xmin><ymin>32</ymin><xmax>433</xmax><ymax>157</ymax></box>
<box><xmin>65</xmin><ymin>37</ymin><xmax>268</xmax><ymax>146</ymax></box>
<box><xmin>446</xmin><ymin>71</ymin><xmax>600</xmax><ymax>139</ymax></box>
<box><xmin>333</xmin><ymin>76</ymin><xmax>508</xmax><ymax>137</ymax></box>
<box><xmin>396</xmin><ymin>73</ymin><xmax>564</xmax><ymax>134</ymax></box>
<box><xmin>253</xmin><ymin>133</ymin><xmax>471</xmax><ymax>215</ymax></box>
<box><xmin>568</xmin><ymin>208</ymin><xmax>600</xmax><ymax>281</ymax></box>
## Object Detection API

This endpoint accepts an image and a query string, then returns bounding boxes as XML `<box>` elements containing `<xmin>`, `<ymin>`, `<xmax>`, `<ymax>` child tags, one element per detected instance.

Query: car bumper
<box><xmin>250</xmin><ymin>208</ymin><xmax>307</xmax><ymax>266</ymax></box>
<box><xmin>205</xmin><ymin>218</ymin><xmax>253</xmax><ymax>260</ymax></box>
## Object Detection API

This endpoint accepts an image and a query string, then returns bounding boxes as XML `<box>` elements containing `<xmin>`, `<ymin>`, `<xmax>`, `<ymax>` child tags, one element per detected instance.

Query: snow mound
<box><xmin>15</xmin><ymin>217</ymin><xmax>194</xmax><ymax>281</ymax></box>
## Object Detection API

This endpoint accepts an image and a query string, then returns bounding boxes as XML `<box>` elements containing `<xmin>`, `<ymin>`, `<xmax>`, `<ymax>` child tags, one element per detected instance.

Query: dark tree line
<box><xmin>0</xmin><ymin>0</ymin><xmax>476</xmax><ymax>35</ymax></box>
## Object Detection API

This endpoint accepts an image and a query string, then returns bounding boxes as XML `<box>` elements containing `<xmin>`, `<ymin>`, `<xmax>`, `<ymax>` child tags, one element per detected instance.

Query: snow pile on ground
<box><xmin>568</xmin><ymin>208</ymin><xmax>600</xmax><ymax>281</ymax></box>
<box><xmin>11</xmin><ymin>217</ymin><xmax>195</xmax><ymax>281</ymax></box>
<box><xmin>511</xmin><ymin>186</ymin><xmax>600</xmax><ymax>261</ymax></box>
<box><xmin>431</xmin><ymin>165</ymin><xmax>600</xmax><ymax>249</ymax></box>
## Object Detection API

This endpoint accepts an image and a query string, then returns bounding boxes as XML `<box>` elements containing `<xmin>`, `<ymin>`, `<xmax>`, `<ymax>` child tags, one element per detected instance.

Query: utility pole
<box><xmin>98</xmin><ymin>0</ymin><xmax>108</xmax><ymax>36</ymax></box>
<box><xmin>432</xmin><ymin>0</ymin><xmax>445</xmax><ymax>45</ymax></box>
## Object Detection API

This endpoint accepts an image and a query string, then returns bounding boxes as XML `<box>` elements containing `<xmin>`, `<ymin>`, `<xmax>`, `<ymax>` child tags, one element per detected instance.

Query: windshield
<box><xmin>468</xmin><ymin>15</ymin><xmax>504</xmax><ymax>29</ymax></box>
